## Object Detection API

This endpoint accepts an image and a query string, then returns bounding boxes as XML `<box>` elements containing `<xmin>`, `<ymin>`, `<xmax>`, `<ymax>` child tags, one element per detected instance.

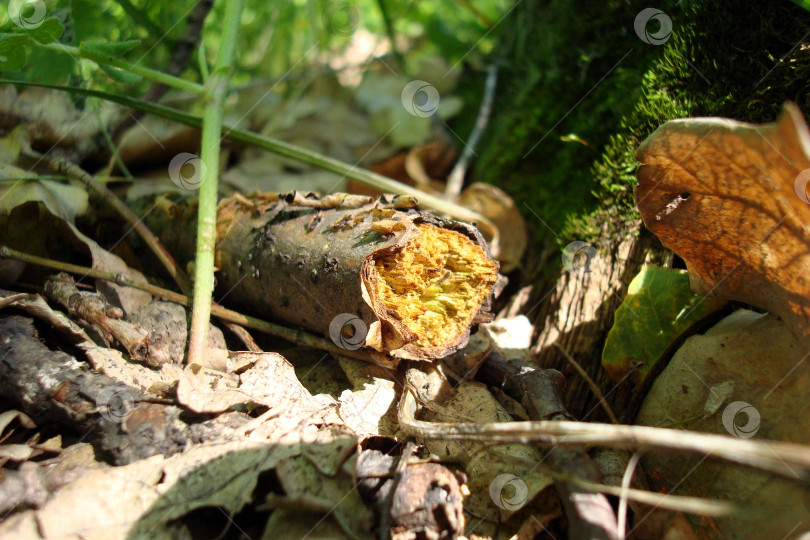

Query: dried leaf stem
<box><xmin>27</xmin><ymin>149</ymin><xmax>192</xmax><ymax>295</ymax></box>
<box><xmin>398</xmin><ymin>383</ymin><xmax>810</xmax><ymax>483</ymax></box>
<box><xmin>0</xmin><ymin>245</ymin><xmax>374</xmax><ymax>362</ymax></box>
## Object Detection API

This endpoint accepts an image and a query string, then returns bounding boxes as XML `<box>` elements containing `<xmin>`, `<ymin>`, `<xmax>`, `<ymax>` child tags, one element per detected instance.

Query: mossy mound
<box><xmin>461</xmin><ymin>0</ymin><xmax>810</xmax><ymax>246</ymax></box>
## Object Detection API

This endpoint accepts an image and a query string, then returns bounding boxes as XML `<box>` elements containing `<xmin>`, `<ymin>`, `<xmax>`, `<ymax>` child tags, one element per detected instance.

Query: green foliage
<box><xmin>0</xmin><ymin>15</ymin><xmax>64</xmax><ymax>70</ymax></box>
<box><xmin>601</xmin><ymin>266</ymin><xmax>727</xmax><ymax>386</ymax></box>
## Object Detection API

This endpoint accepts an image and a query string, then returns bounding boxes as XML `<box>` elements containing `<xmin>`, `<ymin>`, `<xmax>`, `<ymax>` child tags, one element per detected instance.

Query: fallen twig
<box><xmin>398</xmin><ymin>380</ymin><xmax>810</xmax><ymax>483</ymax></box>
<box><xmin>44</xmin><ymin>273</ymin><xmax>171</xmax><ymax>367</ymax></box>
<box><xmin>25</xmin><ymin>149</ymin><xmax>192</xmax><ymax>295</ymax></box>
<box><xmin>444</xmin><ymin>64</ymin><xmax>498</xmax><ymax>201</ymax></box>
<box><xmin>0</xmin><ymin>245</ymin><xmax>390</xmax><ymax>365</ymax></box>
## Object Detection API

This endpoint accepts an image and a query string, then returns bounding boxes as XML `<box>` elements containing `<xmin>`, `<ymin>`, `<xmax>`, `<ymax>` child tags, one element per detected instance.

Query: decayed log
<box><xmin>143</xmin><ymin>192</ymin><xmax>500</xmax><ymax>362</ymax></box>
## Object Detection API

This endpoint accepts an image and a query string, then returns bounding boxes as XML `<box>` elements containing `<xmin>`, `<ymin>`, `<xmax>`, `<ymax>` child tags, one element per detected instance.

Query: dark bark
<box><xmin>529</xmin><ymin>225</ymin><xmax>667</xmax><ymax>422</ymax></box>
<box><xmin>0</xmin><ymin>312</ymin><xmax>245</xmax><ymax>465</ymax></box>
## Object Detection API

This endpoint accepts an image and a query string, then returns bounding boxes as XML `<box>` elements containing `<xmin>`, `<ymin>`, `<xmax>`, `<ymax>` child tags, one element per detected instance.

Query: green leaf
<box><xmin>26</xmin><ymin>17</ymin><xmax>64</xmax><ymax>43</ymax></box>
<box><xmin>0</xmin><ymin>32</ymin><xmax>34</xmax><ymax>46</ymax></box>
<box><xmin>80</xmin><ymin>39</ymin><xmax>141</xmax><ymax>57</ymax></box>
<box><xmin>0</xmin><ymin>42</ymin><xmax>27</xmax><ymax>70</ymax></box>
<box><xmin>98</xmin><ymin>63</ymin><xmax>142</xmax><ymax>83</ymax></box>
<box><xmin>790</xmin><ymin>0</ymin><xmax>810</xmax><ymax>12</ymax></box>
<box><xmin>602</xmin><ymin>266</ymin><xmax>728</xmax><ymax>385</ymax></box>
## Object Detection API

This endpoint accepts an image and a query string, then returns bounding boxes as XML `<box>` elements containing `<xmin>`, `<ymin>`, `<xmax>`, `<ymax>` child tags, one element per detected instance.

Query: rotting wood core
<box><xmin>371</xmin><ymin>223</ymin><xmax>499</xmax><ymax>350</ymax></box>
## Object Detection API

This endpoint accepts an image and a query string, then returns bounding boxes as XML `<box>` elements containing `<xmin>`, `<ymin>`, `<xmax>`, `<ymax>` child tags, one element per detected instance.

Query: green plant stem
<box><xmin>375</xmin><ymin>0</ymin><xmax>407</xmax><ymax>72</ymax></box>
<box><xmin>186</xmin><ymin>0</ymin><xmax>244</xmax><ymax>366</ymax></box>
<box><xmin>39</xmin><ymin>42</ymin><xmax>204</xmax><ymax>95</ymax></box>
<box><xmin>1</xmin><ymin>81</ymin><xmax>496</xmax><ymax>240</ymax></box>
<box><xmin>0</xmin><ymin>245</ymin><xmax>373</xmax><ymax>361</ymax></box>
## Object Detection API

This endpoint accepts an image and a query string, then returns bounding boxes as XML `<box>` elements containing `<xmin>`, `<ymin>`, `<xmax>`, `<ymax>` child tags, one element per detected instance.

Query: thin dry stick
<box><xmin>553</xmin><ymin>341</ymin><xmax>619</xmax><ymax>424</ymax></box>
<box><xmin>29</xmin><ymin>150</ymin><xmax>192</xmax><ymax>295</ymax></box>
<box><xmin>487</xmin><ymin>447</ymin><xmax>738</xmax><ymax>518</ymax></box>
<box><xmin>444</xmin><ymin>64</ymin><xmax>498</xmax><ymax>200</ymax></box>
<box><xmin>398</xmin><ymin>384</ymin><xmax>810</xmax><ymax>482</ymax></box>
<box><xmin>618</xmin><ymin>452</ymin><xmax>641</xmax><ymax>536</ymax></box>
<box><xmin>0</xmin><ymin>245</ymin><xmax>381</xmax><ymax>364</ymax></box>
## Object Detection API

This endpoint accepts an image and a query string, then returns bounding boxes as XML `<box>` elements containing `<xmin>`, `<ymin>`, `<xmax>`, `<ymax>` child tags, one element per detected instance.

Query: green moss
<box><xmin>463</xmin><ymin>0</ymin><xmax>810</xmax><ymax>246</ymax></box>
<box><xmin>568</xmin><ymin>0</ymin><xmax>810</xmax><ymax>241</ymax></box>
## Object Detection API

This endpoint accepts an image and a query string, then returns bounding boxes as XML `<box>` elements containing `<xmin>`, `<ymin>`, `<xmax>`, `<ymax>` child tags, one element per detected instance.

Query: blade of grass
<box><xmin>37</xmin><ymin>42</ymin><xmax>204</xmax><ymax>95</ymax></box>
<box><xmin>186</xmin><ymin>0</ymin><xmax>245</xmax><ymax>366</ymax></box>
<box><xmin>0</xmin><ymin>80</ymin><xmax>499</xmax><ymax>245</ymax></box>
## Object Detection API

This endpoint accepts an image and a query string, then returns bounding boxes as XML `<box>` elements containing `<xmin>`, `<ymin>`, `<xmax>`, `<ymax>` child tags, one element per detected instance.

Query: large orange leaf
<box><xmin>635</xmin><ymin>103</ymin><xmax>810</xmax><ymax>347</ymax></box>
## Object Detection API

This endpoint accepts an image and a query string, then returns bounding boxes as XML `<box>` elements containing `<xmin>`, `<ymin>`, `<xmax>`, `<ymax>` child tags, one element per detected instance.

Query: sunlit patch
<box><xmin>372</xmin><ymin>224</ymin><xmax>498</xmax><ymax>350</ymax></box>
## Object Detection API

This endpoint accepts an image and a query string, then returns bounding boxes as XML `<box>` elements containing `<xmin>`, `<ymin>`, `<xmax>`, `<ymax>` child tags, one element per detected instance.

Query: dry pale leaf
<box><xmin>0</xmin><ymin>440</ymin><xmax>297</xmax><ymax>540</ymax></box>
<box><xmin>176</xmin><ymin>352</ymin><xmax>319</xmax><ymax>414</ymax></box>
<box><xmin>636</xmin><ymin>309</ymin><xmax>810</xmax><ymax>539</ymax></box>
<box><xmin>0</xmin><ymin>410</ymin><xmax>35</xmax><ymax>435</ymax></box>
<box><xmin>635</xmin><ymin>103</ymin><xmax>810</xmax><ymax>346</ymax></box>
<box><xmin>336</xmin><ymin>356</ymin><xmax>398</xmax><ymax>438</ymax></box>
<box><xmin>415</xmin><ymin>372</ymin><xmax>555</xmax><ymax>527</ymax></box>
<box><xmin>0</xmin><ymin>444</ymin><xmax>34</xmax><ymax>461</ymax></box>
<box><xmin>275</xmin><ymin>454</ymin><xmax>373</xmax><ymax>538</ymax></box>
<box><xmin>261</xmin><ymin>508</ymin><xmax>349</xmax><ymax>540</ymax></box>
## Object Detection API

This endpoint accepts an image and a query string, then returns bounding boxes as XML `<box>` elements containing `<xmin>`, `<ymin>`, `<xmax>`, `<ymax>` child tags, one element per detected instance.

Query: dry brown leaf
<box><xmin>412</xmin><ymin>371</ymin><xmax>555</xmax><ymax>529</ymax></box>
<box><xmin>635</xmin><ymin>103</ymin><xmax>810</xmax><ymax>346</ymax></box>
